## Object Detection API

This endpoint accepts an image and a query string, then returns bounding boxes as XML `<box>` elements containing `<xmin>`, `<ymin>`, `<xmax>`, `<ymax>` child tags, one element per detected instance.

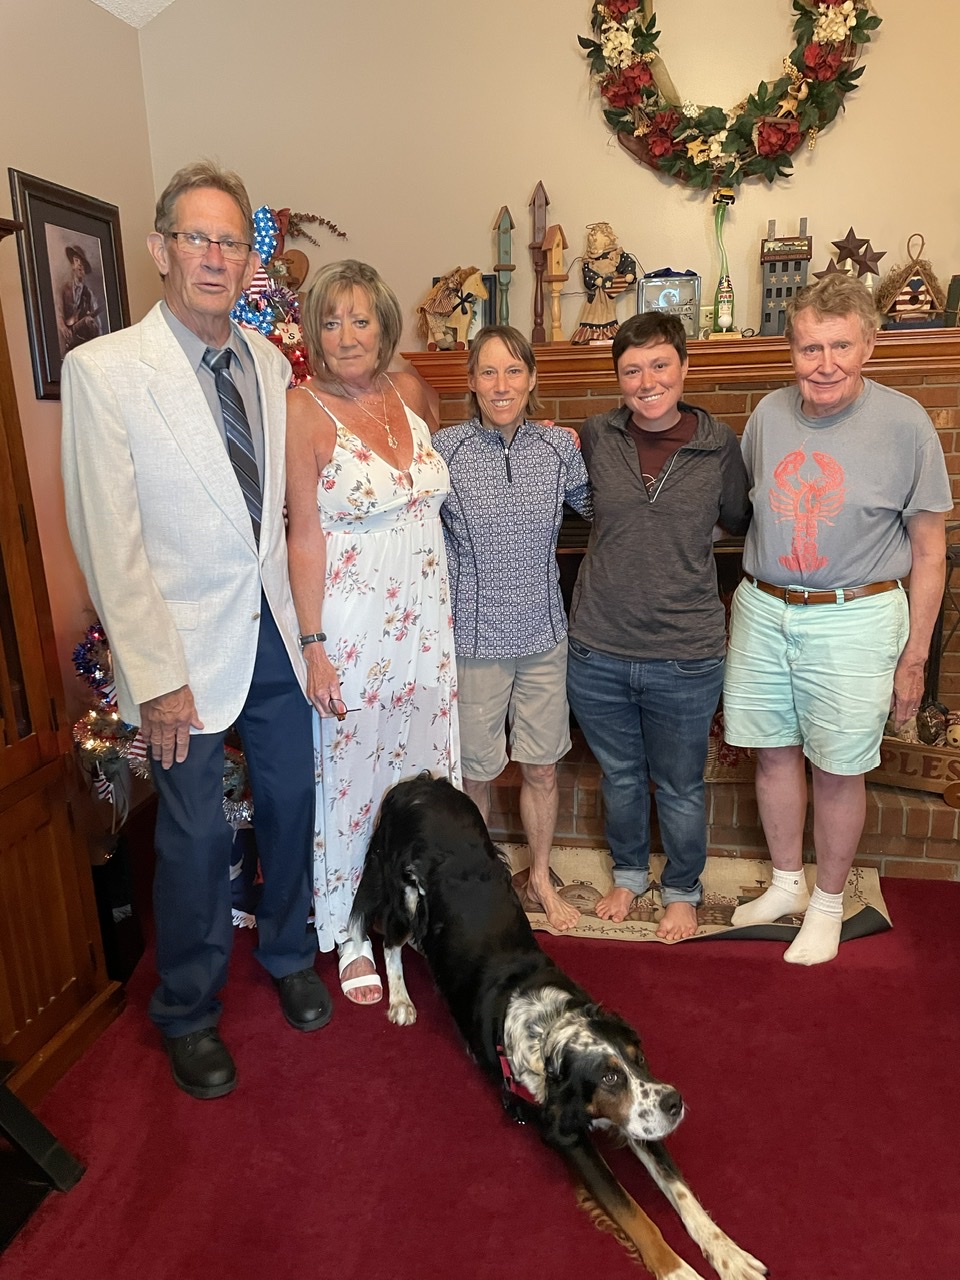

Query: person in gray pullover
<box><xmin>567</xmin><ymin>312</ymin><xmax>751</xmax><ymax>939</ymax></box>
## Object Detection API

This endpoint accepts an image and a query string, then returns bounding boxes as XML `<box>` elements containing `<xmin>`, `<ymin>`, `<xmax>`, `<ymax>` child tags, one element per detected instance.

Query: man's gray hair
<box><xmin>154</xmin><ymin>160</ymin><xmax>254</xmax><ymax>245</ymax></box>
<box><xmin>785</xmin><ymin>275</ymin><xmax>879</xmax><ymax>345</ymax></box>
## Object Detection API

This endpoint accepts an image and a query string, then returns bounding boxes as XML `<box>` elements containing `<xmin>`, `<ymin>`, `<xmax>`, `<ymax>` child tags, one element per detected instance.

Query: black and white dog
<box><xmin>349</xmin><ymin>774</ymin><xmax>766</xmax><ymax>1280</ymax></box>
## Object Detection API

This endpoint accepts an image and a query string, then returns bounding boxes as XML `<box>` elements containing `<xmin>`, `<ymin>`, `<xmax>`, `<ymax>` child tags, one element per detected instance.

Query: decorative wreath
<box><xmin>580</xmin><ymin>1</ymin><xmax>882</xmax><ymax>189</ymax></box>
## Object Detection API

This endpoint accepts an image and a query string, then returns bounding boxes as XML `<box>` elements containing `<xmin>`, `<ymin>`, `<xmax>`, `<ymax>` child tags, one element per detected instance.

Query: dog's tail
<box><xmin>563</xmin><ymin>1141</ymin><xmax>689</xmax><ymax>1277</ymax></box>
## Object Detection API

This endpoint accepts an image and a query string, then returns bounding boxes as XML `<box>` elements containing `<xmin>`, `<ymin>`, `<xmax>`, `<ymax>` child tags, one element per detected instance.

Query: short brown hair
<box><xmin>300</xmin><ymin>260</ymin><xmax>402</xmax><ymax>382</ymax></box>
<box><xmin>785</xmin><ymin>275</ymin><xmax>879</xmax><ymax>344</ymax></box>
<box><xmin>154</xmin><ymin>160</ymin><xmax>254</xmax><ymax>244</ymax></box>
<box><xmin>466</xmin><ymin>325</ymin><xmax>543</xmax><ymax>418</ymax></box>
<box><xmin>612</xmin><ymin>311</ymin><xmax>687</xmax><ymax>368</ymax></box>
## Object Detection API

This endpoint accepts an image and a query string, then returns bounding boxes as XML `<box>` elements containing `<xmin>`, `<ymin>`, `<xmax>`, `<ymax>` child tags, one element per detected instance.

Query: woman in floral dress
<box><xmin>286</xmin><ymin>260</ymin><xmax>460</xmax><ymax>1004</ymax></box>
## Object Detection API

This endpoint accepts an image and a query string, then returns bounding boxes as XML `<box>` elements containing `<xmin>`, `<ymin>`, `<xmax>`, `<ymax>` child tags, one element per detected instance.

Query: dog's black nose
<box><xmin>659</xmin><ymin>1088</ymin><xmax>683</xmax><ymax>1119</ymax></box>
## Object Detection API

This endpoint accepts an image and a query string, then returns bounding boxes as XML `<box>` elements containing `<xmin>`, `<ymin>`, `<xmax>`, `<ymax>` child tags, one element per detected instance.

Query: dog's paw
<box><xmin>704</xmin><ymin>1235</ymin><xmax>767</xmax><ymax>1280</ymax></box>
<box><xmin>388</xmin><ymin>1000</ymin><xmax>417</xmax><ymax>1026</ymax></box>
<box><xmin>661</xmin><ymin>1261</ymin><xmax>707</xmax><ymax>1280</ymax></box>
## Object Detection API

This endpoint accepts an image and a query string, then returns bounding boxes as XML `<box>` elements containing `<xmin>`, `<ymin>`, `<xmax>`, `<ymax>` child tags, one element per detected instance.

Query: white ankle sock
<box><xmin>784</xmin><ymin>885</ymin><xmax>844</xmax><ymax>966</ymax></box>
<box><xmin>731</xmin><ymin>866</ymin><xmax>810</xmax><ymax>927</ymax></box>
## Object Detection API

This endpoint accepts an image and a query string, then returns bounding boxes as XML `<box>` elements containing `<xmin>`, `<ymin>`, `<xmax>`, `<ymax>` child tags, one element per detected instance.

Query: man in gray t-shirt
<box><xmin>723</xmin><ymin>276</ymin><xmax>951</xmax><ymax>966</ymax></box>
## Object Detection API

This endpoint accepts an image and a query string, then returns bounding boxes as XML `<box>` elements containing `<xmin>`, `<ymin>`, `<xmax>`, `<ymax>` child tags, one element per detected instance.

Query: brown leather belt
<box><xmin>746</xmin><ymin>575</ymin><xmax>900</xmax><ymax>606</ymax></box>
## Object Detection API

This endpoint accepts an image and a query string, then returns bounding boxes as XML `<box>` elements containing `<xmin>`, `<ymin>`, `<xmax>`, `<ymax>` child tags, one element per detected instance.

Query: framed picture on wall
<box><xmin>8</xmin><ymin>169</ymin><xmax>130</xmax><ymax>400</ymax></box>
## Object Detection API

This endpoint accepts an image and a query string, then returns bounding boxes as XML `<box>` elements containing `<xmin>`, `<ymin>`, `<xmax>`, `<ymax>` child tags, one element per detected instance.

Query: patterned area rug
<box><xmin>503</xmin><ymin>845</ymin><xmax>891</xmax><ymax>945</ymax></box>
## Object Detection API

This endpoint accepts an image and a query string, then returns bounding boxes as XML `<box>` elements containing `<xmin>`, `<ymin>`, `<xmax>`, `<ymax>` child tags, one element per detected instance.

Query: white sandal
<box><xmin>337</xmin><ymin>936</ymin><xmax>382</xmax><ymax>1004</ymax></box>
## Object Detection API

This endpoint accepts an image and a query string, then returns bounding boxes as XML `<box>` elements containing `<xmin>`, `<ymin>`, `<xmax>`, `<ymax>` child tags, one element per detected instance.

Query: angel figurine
<box><xmin>570</xmin><ymin>222</ymin><xmax>637</xmax><ymax>344</ymax></box>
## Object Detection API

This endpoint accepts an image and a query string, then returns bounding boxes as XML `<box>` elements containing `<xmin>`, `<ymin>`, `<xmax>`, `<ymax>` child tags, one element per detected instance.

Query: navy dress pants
<box><xmin>148</xmin><ymin>599</ymin><xmax>315</xmax><ymax>1037</ymax></box>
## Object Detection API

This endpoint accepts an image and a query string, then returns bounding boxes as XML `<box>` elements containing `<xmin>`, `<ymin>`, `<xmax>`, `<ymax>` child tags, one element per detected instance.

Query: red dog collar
<box><xmin>497</xmin><ymin>1045</ymin><xmax>539</xmax><ymax>1107</ymax></box>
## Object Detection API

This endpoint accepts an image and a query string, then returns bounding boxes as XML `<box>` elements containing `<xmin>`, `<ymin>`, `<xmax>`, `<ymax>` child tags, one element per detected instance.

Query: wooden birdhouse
<box><xmin>542</xmin><ymin>224</ymin><xmax>569</xmax><ymax>281</ymax></box>
<box><xmin>542</xmin><ymin>224</ymin><xmax>569</xmax><ymax>343</ymax></box>
<box><xmin>759</xmin><ymin>219</ymin><xmax>813</xmax><ymax>336</ymax></box>
<box><xmin>876</xmin><ymin>234</ymin><xmax>946</xmax><ymax>329</ymax></box>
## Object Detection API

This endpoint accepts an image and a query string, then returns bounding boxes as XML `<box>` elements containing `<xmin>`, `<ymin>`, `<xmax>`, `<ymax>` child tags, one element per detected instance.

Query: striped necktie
<box><xmin>202</xmin><ymin>346</ymin><xmax>261</xmax><ymax>543</ymax></box>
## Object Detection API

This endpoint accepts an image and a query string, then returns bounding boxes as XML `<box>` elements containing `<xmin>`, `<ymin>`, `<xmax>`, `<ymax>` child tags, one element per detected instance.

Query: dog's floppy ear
<box><xmin>541</xmin><ymin>1044</ymin><xmax>592</xmax><ymax>1149</ymax></box>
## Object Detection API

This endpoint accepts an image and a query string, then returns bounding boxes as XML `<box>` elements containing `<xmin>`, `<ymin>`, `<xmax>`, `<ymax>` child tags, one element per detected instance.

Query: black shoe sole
<box><xmin>168</xmin><ymin>1065</ymin><xmax>238</xmax><ymax>1100</ymax></box>
<box><xmin>281</xmin><ymin>1003</ymin><xmax>333</xmax><ymax>1033</ymax></box>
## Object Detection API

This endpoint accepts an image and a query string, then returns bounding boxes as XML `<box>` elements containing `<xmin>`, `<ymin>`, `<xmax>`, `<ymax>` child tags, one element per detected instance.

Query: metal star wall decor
<box><xmin>813</xmin><ymin>259</ymin><xmax>847</xmax><ymax>282</ymax></box>
<box><xmin>817</xmin><ymin>228</ymin><xmax>887</xmax><ymax>281</ymax></box>
<box><xmin>832</xmin><ymin>227</ymin><xmax>868</xmax><ymax>265</ymax></box>
<box><xmin>856</xmin><ymin>241</ymin><xmax>887</xmax><ymax>278</ymax></box>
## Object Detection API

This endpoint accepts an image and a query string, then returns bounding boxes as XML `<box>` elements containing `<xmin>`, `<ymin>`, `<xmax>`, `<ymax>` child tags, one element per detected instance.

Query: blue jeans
<box><xmin>566</xmin><ymin>640</ymin><xmax>724</xmax><ymax>905</ymax></box>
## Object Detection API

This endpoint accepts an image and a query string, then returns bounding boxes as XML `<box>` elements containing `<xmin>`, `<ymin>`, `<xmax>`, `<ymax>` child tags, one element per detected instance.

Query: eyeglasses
<box><xmin>166</xmin><ymin>231</ymin><xmax>252</xmax><ymax>263</ymax></box>
<box><xmin>330</xmin><ymin>699</ymin><xmax>361</xmax><ymax>723</ymax></box>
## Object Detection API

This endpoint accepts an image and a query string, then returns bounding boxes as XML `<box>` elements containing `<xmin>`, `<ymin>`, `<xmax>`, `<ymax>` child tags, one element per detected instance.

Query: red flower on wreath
<box><xmin>605</xmin><ymin>0</ymin><xmax>640</xmax><ymax>15</ymax></box>
<box><xmin>600</xmin><ymin>60</ymin><xmax>654</xmax><ymax>108</ymax></box>
<box><xmin>645</xmin><ymin>109</ymin><xmax>682</xmax><ymax>158</ymax></box>
<box><xmin>802</xmin><ymin>41</ymin><xmax>846</xmax><ymax>82</ymax></box>
<box><xmin>756</xmin><ymin>117</ymin><xmax>803</xmax><ymax>157</ymax></box>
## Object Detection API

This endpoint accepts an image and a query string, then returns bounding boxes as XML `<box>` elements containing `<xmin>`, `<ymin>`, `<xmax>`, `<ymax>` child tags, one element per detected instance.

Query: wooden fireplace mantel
<box><xmin>403</xmin><ymin>328</ymin><xmax>960</xmax><ymax>397</ymax></box>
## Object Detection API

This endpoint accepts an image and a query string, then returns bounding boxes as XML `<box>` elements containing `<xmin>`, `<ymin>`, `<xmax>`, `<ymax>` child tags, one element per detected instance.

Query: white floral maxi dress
<box><xmin>310</xmin><ymin>401</ymin><xmax>461</xmax><ymax>952</ymax></box>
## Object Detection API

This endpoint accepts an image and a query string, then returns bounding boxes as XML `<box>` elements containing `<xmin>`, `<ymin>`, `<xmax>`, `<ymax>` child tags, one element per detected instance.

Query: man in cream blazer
<box><xmin>61</xmin><ymin>162</ymin><xmax>329</xmax><ymax>1099</ymax></box>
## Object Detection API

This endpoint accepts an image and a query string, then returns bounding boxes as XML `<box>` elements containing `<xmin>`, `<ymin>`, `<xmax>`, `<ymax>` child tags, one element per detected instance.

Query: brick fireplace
<box><xmin>404</xmin><ymin>331</ymin><xmax>960</xmax><ymax>881</ymax></box>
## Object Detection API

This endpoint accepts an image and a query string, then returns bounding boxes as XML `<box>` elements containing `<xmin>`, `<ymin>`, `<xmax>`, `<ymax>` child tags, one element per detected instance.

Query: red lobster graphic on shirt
<box><xmin>769</xmin><ymin>449</ymin><xmax>845</xmax><ymax>573</ymax></box>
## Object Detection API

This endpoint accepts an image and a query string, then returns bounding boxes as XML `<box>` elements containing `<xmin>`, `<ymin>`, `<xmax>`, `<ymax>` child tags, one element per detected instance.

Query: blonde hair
<box><xmin>301</xmin><ymin>260</ymin><xmax>402</xmax><ymax>382</ymax></box>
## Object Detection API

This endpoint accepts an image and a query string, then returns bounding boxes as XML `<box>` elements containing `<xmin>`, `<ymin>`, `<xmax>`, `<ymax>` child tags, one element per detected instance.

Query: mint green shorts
<box><xmin>722</xmin><ymin>578</ymin><xmax>909</xmax><ymax>775</ymax></box>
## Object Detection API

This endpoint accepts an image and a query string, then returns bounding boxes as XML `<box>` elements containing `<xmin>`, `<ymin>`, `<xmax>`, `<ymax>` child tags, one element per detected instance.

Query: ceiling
<box><xmin>89</xmin><ymin>0</ymin><xmax>177</xmax><ymax>28</ymax></box>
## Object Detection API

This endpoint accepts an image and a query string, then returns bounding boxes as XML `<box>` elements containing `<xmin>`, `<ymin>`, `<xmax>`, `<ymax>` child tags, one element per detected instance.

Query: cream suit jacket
<box><xmin>61</xmin><ymin>302</ymin><xmax>307</xmax><ymax>731</ymax></box>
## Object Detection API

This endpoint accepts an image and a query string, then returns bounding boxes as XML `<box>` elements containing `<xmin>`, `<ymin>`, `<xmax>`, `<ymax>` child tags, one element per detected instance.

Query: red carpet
<box><xmin>3</xmin><ymin>878</ymin><xmax>959</xmax><ymax>1280</ymax></box>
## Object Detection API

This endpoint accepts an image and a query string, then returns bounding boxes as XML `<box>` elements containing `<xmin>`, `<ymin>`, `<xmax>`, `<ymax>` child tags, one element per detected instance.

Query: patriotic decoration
<box><xmin>230</xmin><ymin>204</ymin><xmax>311</xmax><ymax>383</ymax></box>
<box><xmin>71</xmin><ymin>620</ymin><xmax>252</xmax><ymax>829</ymax></box>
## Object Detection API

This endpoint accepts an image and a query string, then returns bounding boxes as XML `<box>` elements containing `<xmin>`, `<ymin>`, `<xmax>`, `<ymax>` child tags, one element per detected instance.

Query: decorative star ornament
<box><xmin>856</xmin><ymin>242</ymin><xmax>886</xmax><ymax>277</ymax></box>
<box><xmin>813</xmin><ymin>259</ymin><xmax>847</xmax><ymax>281</ymax></box>
<box><xmin>686</xmin><ymin>138</ymin><xmax>711</xmax><ymax>164</ymax></box>
<box><xmin>832</xmin><ymin>227</ymin><xmax>869</xmax><ymax>266</ymax></box>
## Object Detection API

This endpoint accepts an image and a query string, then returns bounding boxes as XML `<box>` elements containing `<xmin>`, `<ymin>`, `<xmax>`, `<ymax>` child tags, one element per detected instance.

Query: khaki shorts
<box><xmin>456</xmin><ymin>639</ymin><xmax>572</xmax><ymax>782</ymax></box>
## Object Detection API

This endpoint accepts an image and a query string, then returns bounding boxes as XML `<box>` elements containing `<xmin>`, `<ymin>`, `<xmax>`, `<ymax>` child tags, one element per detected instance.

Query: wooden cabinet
<box><xmin>0</xmin><ymin>218</ymin><xmax>122</xmax><ymax>1108</ymax></box>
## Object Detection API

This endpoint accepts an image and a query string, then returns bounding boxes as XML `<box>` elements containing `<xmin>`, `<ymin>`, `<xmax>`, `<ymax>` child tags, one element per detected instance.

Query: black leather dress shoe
<box><xmin>274</xmin><ymin>967</ymin><xmax>333</xmax><ymax>1031</ymax></box>
<box><xmin>164</xmin><ymin>1028</ymin><xmax>237</xmax><ymax>1099</ymax></box>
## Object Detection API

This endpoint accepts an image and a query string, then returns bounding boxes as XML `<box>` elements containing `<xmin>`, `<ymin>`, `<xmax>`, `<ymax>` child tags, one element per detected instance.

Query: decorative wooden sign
<box><xmin>759</xmin><ymin>218</ymin><xmax>813</xmax><ymax>337</ymax></box>
<box><xmin>866</xmin><ymin>737</ymin><xmax>960</xmax><ymax>809</ymax></box>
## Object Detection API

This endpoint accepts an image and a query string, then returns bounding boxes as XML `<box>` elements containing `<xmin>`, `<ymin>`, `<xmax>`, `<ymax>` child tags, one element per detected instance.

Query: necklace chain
<box><xmin>343</xmin><ymin>376</ymin><xmax>398</xmax><ymax>450</ymax></box>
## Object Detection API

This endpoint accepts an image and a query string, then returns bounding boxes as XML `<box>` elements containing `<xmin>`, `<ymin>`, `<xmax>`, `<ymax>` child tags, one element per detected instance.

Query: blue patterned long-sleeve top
<box><xmin>432</xmin><ymin>418</ymin><xmax>593</xmax><ymax>659</ymax></box>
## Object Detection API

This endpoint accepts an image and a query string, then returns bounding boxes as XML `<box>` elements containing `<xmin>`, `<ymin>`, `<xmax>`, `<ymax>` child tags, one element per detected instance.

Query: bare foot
<box><xmin>529</xmin><ymin>876</ymin><xmax>580</xmax><ymax>931</ymax></box>
<box><xmin>656</xmin><ymin>902</ymin><xmax>699</xmax><ymax>941</ymax></box>
<box><xmin>339</xmin><ymin>956</ymin><xmax>382</xmax><ymax>1005</ymax></box>
<box><xmin>596</xmin><ymin>886</ymin><xmax>636</xmax><ymax>923</ymax></box>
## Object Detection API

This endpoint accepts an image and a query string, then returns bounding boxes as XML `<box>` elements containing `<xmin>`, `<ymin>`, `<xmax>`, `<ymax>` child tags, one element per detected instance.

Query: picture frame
<box><xmin>9</xmin><ymin>170</ymin><xmax>130</xmax><ymax>399</ymax></box>
<box><xmin>477</xmin><ymin>274</ymin><xmax>497</xmax><ymax>332</ymax></box>
<box><xmin>944</xmin><ymin>274</ymin><xmax>960</xmax><ymax>328</ymax></box>
<box><xmin>637</xmin><ymin>273</ymin><xmax>701</xmax><ymax>338</ymax></box>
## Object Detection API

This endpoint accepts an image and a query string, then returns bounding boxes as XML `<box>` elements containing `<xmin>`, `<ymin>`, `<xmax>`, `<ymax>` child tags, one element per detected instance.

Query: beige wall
<box><xmin>1</xmin><ymin>0</ymin><xmax>159</xmax><ymax>709</ymax></box>
<box><xmin>3</xmin><ymin>0</ymin><xmax>959</xmax><ymax>708</ymax></box>
<box><xmin>140</xmin><ymin>0</ymin><xmax>959</xmax><ymax>347</ymax></box>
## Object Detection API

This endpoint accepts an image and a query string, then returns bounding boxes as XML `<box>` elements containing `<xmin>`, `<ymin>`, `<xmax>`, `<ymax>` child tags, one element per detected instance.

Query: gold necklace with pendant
<box><xmin>346</xmin><ymin>376</ymin><xmax>398</xmax><ymax>449</ymax></box>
